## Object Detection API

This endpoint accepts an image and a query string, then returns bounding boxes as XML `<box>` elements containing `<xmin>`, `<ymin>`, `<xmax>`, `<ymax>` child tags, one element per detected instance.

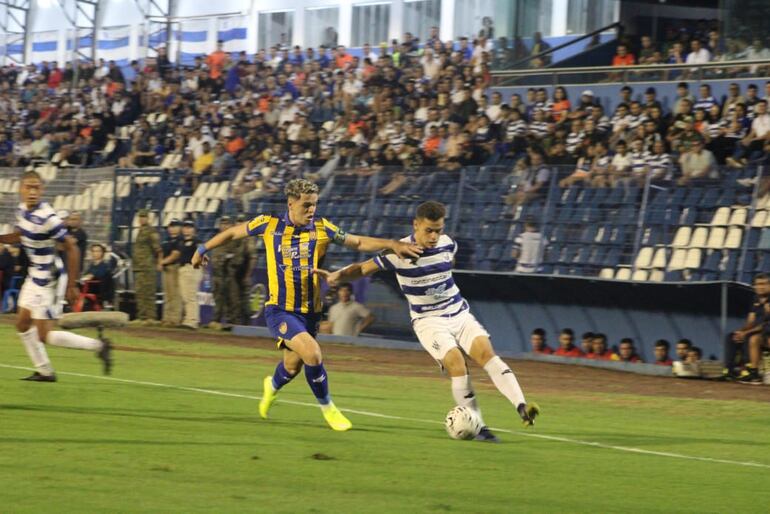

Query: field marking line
<box><xmin>2</xmin><ymin>362</ymin><xmax>769</xmax><ymax>470</ymax></box>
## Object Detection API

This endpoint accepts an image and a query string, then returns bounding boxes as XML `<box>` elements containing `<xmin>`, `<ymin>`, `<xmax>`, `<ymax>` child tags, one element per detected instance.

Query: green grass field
<box><xmin>2</xmin><ymin>325</ymin><xmax>770</xmax><ymax>513</ymax></box>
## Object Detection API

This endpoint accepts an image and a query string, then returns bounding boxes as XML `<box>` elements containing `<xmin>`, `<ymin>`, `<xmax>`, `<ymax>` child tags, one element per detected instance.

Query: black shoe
<box><xmin>737</xmin><ymin>368</ymin><xmax>762</xmax><ymax>385</ymax></box>
<box><xmin>97</xmin><ymin>337</ymin><xmax>113</xmax><ymax>376</ymax></box>
<box><xmin>518</xmin><ymin>402</ymin><xmax>540</xmax><ymax>427</ymax></box>
<box><xmin>474</xmin><ymin>426</ymin><xmax>500</xmax><ymax>443</ymax></box>
<box><xmin>21</xmin><ymin>372</ymin><xmax>57</xmax><ymax>382</ymax></box>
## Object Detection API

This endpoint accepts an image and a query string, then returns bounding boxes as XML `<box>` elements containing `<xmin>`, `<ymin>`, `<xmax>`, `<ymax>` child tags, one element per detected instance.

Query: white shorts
<box><xmin>18</xmin><ymin>277</ymin><xmax>66</xmax><ymax>320</ymax></box>
<box><xmin>413</xmin><ymin>309</ymin><xmax>490</xmax><ymax>362</ymax></box>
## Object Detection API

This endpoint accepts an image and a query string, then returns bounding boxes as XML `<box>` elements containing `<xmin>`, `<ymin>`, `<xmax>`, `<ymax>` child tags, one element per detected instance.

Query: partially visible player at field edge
<box><xmin>191</xmin><ymin>178</ymin><xmax>421</xmax><ymax>431</ymax></box>
<box><xmin>315</xmin><ymin>200</ymin><xmax>538</xmax><ymax>441</ymax></box>
<box><xmin>0</xmin><ymin>171</ymin><xmax>112</xmax><ymax>382</ymax></box>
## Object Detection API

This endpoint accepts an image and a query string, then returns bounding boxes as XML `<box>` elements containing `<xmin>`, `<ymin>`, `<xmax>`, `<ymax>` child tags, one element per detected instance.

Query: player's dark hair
<box><xmin>655</xmin><ymin>339</ymin><xmax>670</xmax><ymax>350</ymax></box>
<box><xmin>676</xmin><ymin>338</ymin><xmax>692</xmax><ymax>348</ymax></box>
<box><xmin>21</xmin><ymin>170</ymin><xmax>42</xmax><ymax>182</ymax></box>
<box><xmin>561</xmin><ymin>328</ymin><xmax>574</xmax><ymax>337</ymax></box>
<box><xmin>593</xmin><ymin>333</ymin><xmax>607</xmax><ymax>343</ymax></box>
<box><xmin>620</xmin><ymin>337</ymin><xmax>634</xmax><ymax>345</ymax></box>
<box><xmin>339</xmin><ymin>283</ymin><xmax>353</xmax><ymax>293</ymax></box>
<box><xmin>415</xmin><ymin>201</ymin><xmax>446</xmax><ymax>221</ymax></box>
<box><xmin>754</xmin><ymin>273</ymin><xmax>770</xmax><ymax>282</ymax></box>
<box><xmin>690</xmin><ymin>346</ymin><xmax>703</xmax><ymax>358</ymax></box>
<box><xmin>582</xmin><ymin>331</ymin><xmax>594</xmax><ymax>339</ymax></box>
<box><xmin>532</xmin><ymin>328</ymin><xmax>545</xmax><ymax>337</ymax></box>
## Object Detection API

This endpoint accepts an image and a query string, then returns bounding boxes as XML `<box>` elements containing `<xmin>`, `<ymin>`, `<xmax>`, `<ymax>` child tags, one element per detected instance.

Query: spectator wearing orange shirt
<box><xmin>206</xmin><ymin>40</ymin><xmax>229</xmax><ymax>80</ymax></box>
<box><xmin>553</xmin><ymin>328</ymin><xmax>584</xmax><ymax>357</ymax></box>
<box><xmin>530</xmin><ymin>328</ymin><xmax>554</xmax><ymax>354</ymax></box>
<box><xmin>335</xmin><ymin>45</ymin><xmax>354</xmax><ymax>71</ymax></box>
<box><xmin>587</xmin><ymin>333</ymin><xmax>617</xmax><ymax>360</ymax></box>
<box><xmin>612</xmin><ymin>44</ymin><xmax>636</xmax><ymax>66</ymax></box>
<box><xmin>225</xmin><ymin>133</ymin><xmax>245</xmax><ymax>155</ymax></box>
<box><xmin>550</xmin><ymin>86</ymin><xmax>571</xmax><ymax>123</ymax></box>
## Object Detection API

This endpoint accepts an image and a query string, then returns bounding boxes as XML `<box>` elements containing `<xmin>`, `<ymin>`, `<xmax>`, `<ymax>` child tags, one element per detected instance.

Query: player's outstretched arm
<box><xmin>343</xmin><ymin>234</ymin><xmax>422</xmax><ymax>259</ymax></box>
<box><xmin>191</xmin><ymin>222</ymin><xmax>250</xmax><ymax>268</ymax></box>
<box><xmin>314</xmin><ymin>259</ymin><xmax>380</xmax><ymax>287</ymax></box>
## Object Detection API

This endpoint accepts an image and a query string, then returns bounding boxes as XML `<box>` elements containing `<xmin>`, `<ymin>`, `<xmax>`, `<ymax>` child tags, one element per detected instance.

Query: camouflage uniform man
<box><xmin>208</xmin><ymin>216</ymin><xmax>242</xmax><ymax>329</ymax></box>
<box><xmin>132</xmin><ymin>209</ymin><xmax>161</xmax><ymax>324</ymax></box>
<box><xmin>159</xmin><ymin>219</ymin><xmax>182</xmax><ymax>327</ymax></box>
<box><xmin>235</xmin><ymin>213</ymin><xmax>258</xmax><ymax>324</ymax></box>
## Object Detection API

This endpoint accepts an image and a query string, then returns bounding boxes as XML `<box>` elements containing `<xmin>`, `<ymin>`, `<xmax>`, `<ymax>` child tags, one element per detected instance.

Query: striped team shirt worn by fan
<box><xmin>247</xmin><ymin>213</ymin><xmax>345</xmax><ymax>314</ymax></box>
<box><xmin>15</xmin><ymin>201</ymin><xmax>67</xmax><ymax>287</ymax></box>
<box><xmin>373</xmin><ymin>234</ymin><xmax>467</xmax><ymax>320</ymax></box>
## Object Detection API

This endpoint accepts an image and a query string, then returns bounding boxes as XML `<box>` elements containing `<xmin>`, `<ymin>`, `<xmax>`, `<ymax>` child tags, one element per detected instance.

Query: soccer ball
<box><xmin>444</xmin><ymin>405</ymin><xmax>482</xmax><ymax>440</ymax></box>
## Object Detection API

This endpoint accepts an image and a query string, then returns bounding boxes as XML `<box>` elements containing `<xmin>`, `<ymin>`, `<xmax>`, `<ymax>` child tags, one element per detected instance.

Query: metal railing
<box><xmin>491</xmin><ymin>59</ymin><xmax>770</xmax><ymax>87</ymax></box>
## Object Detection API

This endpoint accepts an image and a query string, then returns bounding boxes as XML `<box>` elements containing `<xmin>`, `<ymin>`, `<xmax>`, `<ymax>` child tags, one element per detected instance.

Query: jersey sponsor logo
<box><xmin>406</xmin><ymin>272</ymin><xmax>451</xmax><ymax>286</ymax></box>
<box><xmin>248</xmin><ymin>215</ymin><xmax>268</xmax><ymax>232</ymax></box>
<box><xmin>425</xmin><ymin>283</ymin><xmax>450</xmax><ymax>299</ymax></box>
<box><xmin>279</xmin><ymin>242</ymin><xmax>311</xmax><ymax>260</ymax></box>
<box><xmin>277</xmin><ymin>263</ymin><xmax>314</xmax><ymax>273</ymax></box>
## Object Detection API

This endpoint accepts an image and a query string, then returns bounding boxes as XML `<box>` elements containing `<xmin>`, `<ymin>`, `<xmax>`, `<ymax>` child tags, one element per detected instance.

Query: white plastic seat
<box><xmin>751</xmin><ymin>210</ymin><xmax>767</xmax><ymax>227</ymax></box>
<box><xmin>684</xmin><ymin>248</ymin><xmax>702</xmax><ymax>269</ymax></box>
<box><xmin>631</xmin><ymin>269</ymin><xmax>648</xmax><ymax>281</ymax></box>
<box><xmin>634</xmin><ymin>247</ymin><xmax>653</xmax><ymax>269</ymax></box>
<box><xmin>651</xmin><ymin>247</ymin><xmax>667</xmax><ymax>269</ymax></box>
<box><xmin>724</xmin><ymin>227</ymin><xmax>742</xmax><ymax>249</ymax></box>
<box><xmin>215</xmin><ymin>181</ymin><xmax>229</xmax><ymax>199</ymax></box>
<box><xmin>599</xmin><ymin>268</ymin><xmax>614</xmax><ymax>279</ymax></box>
<box><xmin>668</xmin><ymin>249</ymin><xmax>687</xmax><ymax>271</ymax></box>
<box><xmin>706</xmin><ymin>227</ymin><xmax>726</xmax><ymax>249</ymax></box>
<box><xmin>193</xmin><ymin>197</ymin><xmax>208</xmax><ymax>212</ymax></box>
<box><xmin>688</xmin><ymin>227</ymin><xmax>708</xmax><ymax>248</ymax></box>
<box><xmin>729</xmin><ymin>208</ymin><xmax>747</xmax><ymax>226</ymax></box>
<box><xmin>615</xmin><ymin>268</ymin><xmax>632</xmax><ymax>281</ymax></box>
<box><xmin>163</xmin><ymin>197</ymin><xmax>177</xmax><ymax>212</ymax></box>
<box><xmin>649</xmin><ymin>270</ymin><xmax>664</xmax><ymax>282</ymax></box>
<box><xmin>206</xmin><ymin>199</ymin><xmax>220</xmax><ymax>213</ymax></box>
<box><xmin>710</xmin><ymin>207</ymin><xmax>730</xmax><ymax>226</ymax></box>
<box><xmin>671</xmin><ymin>226</ymin><xmax>692</xmax><ymax>247</ymax></box>
<box><xmin>193</xmin><ymin>183</ymin><xmax>210</xmax><ymax>198</ymax></box>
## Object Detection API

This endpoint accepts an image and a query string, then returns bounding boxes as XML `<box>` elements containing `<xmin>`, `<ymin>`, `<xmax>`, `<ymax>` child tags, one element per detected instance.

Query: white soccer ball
<box><xmin>444</xmin><ymin>405</ymin><xmax>482</xmax><ymax>440</ymax></box>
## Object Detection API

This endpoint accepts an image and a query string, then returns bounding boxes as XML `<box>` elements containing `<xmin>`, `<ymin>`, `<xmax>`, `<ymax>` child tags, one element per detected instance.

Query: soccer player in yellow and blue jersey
<box><xmin>192</xmin><ymin>178</ymin><xmax>421</xmax><ymax>431</ymax></box>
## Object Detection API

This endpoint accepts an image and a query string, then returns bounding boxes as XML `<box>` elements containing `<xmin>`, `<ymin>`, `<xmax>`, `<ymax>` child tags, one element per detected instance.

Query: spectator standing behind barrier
<box><xmin>131</xmin><ymin>209</ymin><xmax>161</xmax><ymax>325</ymax></box>
<box><xmin>320</xmin><ymin>284</ymin><xmax>375</xmax><ymax>337</ymax></box>
<box><xmin>654</xmin><ymin>340</ymin><xmax>673</xmax><ymax>365</ymax></box>
<box><xmin>618</xmin><ymin>338</ymin><xmax>643</xmax><ymax>363</ymax></box>
<box><xmin>553</xmin><ymin>328</ymin><xmax>583</xmax><ymax>357</ymax></box>
<box><xmin>579</xmin><ymin>332</ymin><xmax>594</xmax><ymax>355</ymax></box>
<box><xmin>235</xmin><ymin>213</ymin><xmax>258</xmax><ymax>325</ymax></box>
<box><xmin>178</xmin><ymin>220</ymin><xmax>203</xmax><ymax>330</ymax></box>
<box><xmin>66</xmin><ymin>211</ymin><xmax>88</xmax><ymax>270</ymax></box>
<box><xmin>675</xmin><ymin>339</ymin><xmax>692</xmax><ymax>362</ymax></box>
<box><xmin>587</xmin><ymin>333</ymin><xmax>616</xmax><ymax>360</ymax></box>
<box><xmin>159</xmin><ymin>219</ymin><xmax>182</xmax><ymax>327</ymax></box>
<box><xmin>512</xmin><ymin>220</ymin><xmax>545</xmax><ymax>273</ymax></box>
<box><xmin>530</xmin><ymin>328</ymin><xmax>553</xmax><ymax>354</ymax></box>
<box><xmin>81</xmin><ymin>244</ymin><xmax>111</xmax><ymax>307</ymax></box>
<box><xmin>208</xmin><ymin>216</ymin><xmax>242</xmax><ymax>330</ymax></box>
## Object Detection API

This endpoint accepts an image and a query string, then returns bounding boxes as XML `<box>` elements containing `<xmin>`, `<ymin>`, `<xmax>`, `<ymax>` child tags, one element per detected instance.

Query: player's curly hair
<box><xmin>284</xmin><ymin>178</ymin><xmax>319</xmax><ymax>199</ymax></box>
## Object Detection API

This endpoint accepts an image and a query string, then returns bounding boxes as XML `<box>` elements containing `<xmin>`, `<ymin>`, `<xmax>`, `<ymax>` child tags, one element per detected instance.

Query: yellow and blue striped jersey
<box><xmin>247</xmin><ymin>213</ymin><xmax>346</xmax><ymax>314</ymax></box>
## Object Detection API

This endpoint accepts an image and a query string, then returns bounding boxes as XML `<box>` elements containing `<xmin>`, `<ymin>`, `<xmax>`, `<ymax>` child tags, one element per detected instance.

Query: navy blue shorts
<box><xmin>265</xmin><ymin>305</ymin><xmax>320</xmax><ymax>349</ymax></box>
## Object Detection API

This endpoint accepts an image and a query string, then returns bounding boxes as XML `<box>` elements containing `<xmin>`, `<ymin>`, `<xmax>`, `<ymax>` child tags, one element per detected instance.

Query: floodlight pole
<box><xmin>0</xmin><ymin>0</ymin><xmax>32</xmax><ymax>65</ymax></box>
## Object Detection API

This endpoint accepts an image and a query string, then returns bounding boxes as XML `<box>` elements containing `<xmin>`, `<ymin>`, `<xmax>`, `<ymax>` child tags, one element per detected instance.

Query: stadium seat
<box><xmin>729</xmin><ymin>208</ymin><xmax>748</xmax><ymax>226</ymax></box>
<box><xmin>615</xmin><ymin>267</ymin><xmax>632</xmax><ymax>280</ymax></box>
<box><xmin>634</xmin><ymin>247</ymin><xmax>653</xmax><ymax>269</ymax></box>
<box><xmin>710</xmin><ymin>207</ymin><xmax>730</xmax><ymax>226</ymax></box>
<box><xmin>649</xmin><ymin>270</ymin><xmax>664</xmax><ymax>282</ymax></box>
<box><xmin>631</xmin><ymin>269</ymin><xmax>648</xmax><ymax>281</ymax></box>
<box><xmin>688</xmin><ymin>227</ymin><xmax>708</xmax><ymax>248</ymax></box>
<box><xmin>684</xmin><ymin>248</ymin><xmax>702</xmax><ymax>269</ymax></box>
<box><xmin>598</xmin><ymin>268</ymin><xmax>614</xmax><ymax>279</ymax></box>
<box><xmin>668</xmin><ymin>249</ymin><xmax>687</xmax><ymax>271</ymax></box>
<box><xmin>705</xmin><ymin>227</ymin><xmax>726</xmax><ymax>249</ymax></box>
<box><xmin>723</xmin><ymin>227</ymin><xmax>742</xmax><ymax>249</ymax></box>
<box><xmin>651</xmin><ymin>247</ymin><xmax>667</xmax><ymax>269</ymax></box>
<box><xmin>751</xmin><ymin>210</ymin><xmax>767</xmax><ymax>227</ymax></box>
<box><xmin>671</xmin><ymin>227</ymin><xmax>692</xmax><ymax>247</ymax></box>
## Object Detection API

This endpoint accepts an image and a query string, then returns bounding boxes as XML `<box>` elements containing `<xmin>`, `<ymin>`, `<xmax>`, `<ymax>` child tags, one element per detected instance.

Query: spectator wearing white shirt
<box><xmin>512</xmin><ymin>221</ymin><xmax>546</xmax><ymax>273</ymax></box>
<box><xmin>608</xmin><ymin>140</ymin><xmax>632</xmax><ymax>185</ymax></box>
<box><xmin>686</xmin><ymin>39</ymin><xmax>712</xmax><ymax>65</ymax></box>
<box><xmin>646</xmin><ymin>140</ymin><xmax>673</xmax><ymax>184</ymax></box>
<box><xmin>728</xmin><ymin>99</ymin><xmax>770</xmax><ymax>168</ymax></box>
<box><xmin>679</xmin><ymin>139</ymin><xmax>717</xmax><ymax>185</ymax></box>
<box><xmin>486</xmin><ymin>91</ymin><xmax>504</xmax><ymax>124</ymax></box>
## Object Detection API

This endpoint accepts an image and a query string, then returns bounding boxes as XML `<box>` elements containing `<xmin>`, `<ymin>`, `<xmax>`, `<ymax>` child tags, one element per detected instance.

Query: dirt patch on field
<box><xmin>114</xmin><ymin>325</ymin><xmax>770</xmax><ymax>403</ymax></box>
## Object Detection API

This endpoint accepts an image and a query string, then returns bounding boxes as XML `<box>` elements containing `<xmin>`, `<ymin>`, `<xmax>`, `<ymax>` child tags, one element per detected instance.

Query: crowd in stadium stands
<box><xmin>528</xmin><ymin>327</ymin><xmax>701</xmax><ymax>367</ymax></box>
<box><xmin>0</xmin><ymin>25</ymin><xmax>767</xmax><ymax>206</ymax></box>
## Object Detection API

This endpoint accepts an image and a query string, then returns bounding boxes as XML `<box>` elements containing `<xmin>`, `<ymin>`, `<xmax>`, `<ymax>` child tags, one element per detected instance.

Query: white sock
<box><xmin>46</xmin><ymin>331</ymin><xmax>102</xmax><ymax>351</ymax></box>
<box><xmin>18</xmin><ymin>327</ymin><xmax>54</xmax><ymax>375</ymax></box>
<box><xmin>483</xmin><ymin>356</ymin><xmax>526</xmax><ymax>409</ymax></box>
<box><xmin>451</xmin><ymin>375</ymin><xmax>486</xmax><ymax>426</ymax></box>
